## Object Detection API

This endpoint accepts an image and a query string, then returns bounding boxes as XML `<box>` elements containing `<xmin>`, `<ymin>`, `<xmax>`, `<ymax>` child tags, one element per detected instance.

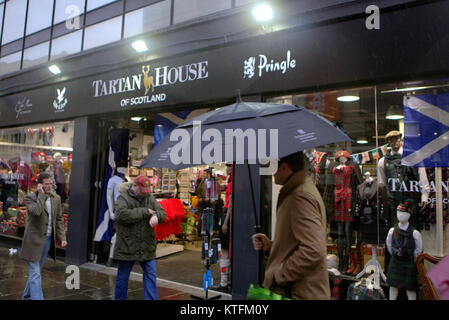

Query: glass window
<box><xmin>0</xmin><ymin>121</ymin><xmax>74</xmax><ymax>246</ymax></box>
<box><xmin>83</xmin><ymin>16</ymin><xmax>122</xmax><ymax>50</ymax></box>
<box><xmin>235</xmin><ymin>0</ymin><xmax>259</xmax><ymax>6</ymax></box>
<box><xmin>173</xmin><ymin>0</ymin><xmax>232</xmax><ymax>24</ymax></box>
<box><xmin>2</xmin><ymin>0</ymin><xmax>27</xmax><ymax>45</ymax></box>
<box><xmin>0</xmin><ymin>3</ymin><xmax>4</xmax><ymax>41</ymax></box>
<box><xmin>26</xmin><ymin>0</ymin><xmax>54</xmax><ymax>35</ymax></box>
<box><xmin>54</xmin><ymin>0</ymin><xmax>85</xmax><ymax>25</ymax></box>
<box><xmin>0</xmin><ymin>51</ymin><xmax>22</xmax><ymax>76</ymax></box>
<box><xmin>50</xmin><ymin>30</ymin><xmax>82</xmax><ymax>60</ymax></box>
<box><xmin>124</xmin><ymin>0</ymin><xmax>170</xmax><ymax>38</ymax></box>
<box><xmin>87</xmin><ymin>0</ymin><xmax>118</xmax><ymax>11</ymax></box>
<box><xmin>22</xmin><ymin>41</ymin><xmax>49</xmax><ymax>69</ymax></box>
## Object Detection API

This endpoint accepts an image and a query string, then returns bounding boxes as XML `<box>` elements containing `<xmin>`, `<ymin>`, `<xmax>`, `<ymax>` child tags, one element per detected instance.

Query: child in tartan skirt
<box><xmin>386</xmin><ymin>201</ymin><xmax>423</xmax><ymax>300</ymax></box>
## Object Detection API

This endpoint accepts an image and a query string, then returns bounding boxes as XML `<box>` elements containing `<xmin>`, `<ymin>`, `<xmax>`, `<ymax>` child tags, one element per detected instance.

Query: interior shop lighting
<box><xmin>132</xmin><ymin>40</ymin><xmax>148</xmax><ymax>52</ymax></box>
<box><xmin>252</xmin><ymin>4</ymin><xmax>273</xmax><ymax>22</ymax></box>
<box><xmin>386</xmin><ymin>105</ymin><xmax>404</xmax><ymax>120</ymax></box>
<box><xmin>157</xmin><ymin>124</ymin><xmax>163</xmax><ymax>127</ymax></box>
<box><xmin>48</xmin><ymin>65</ymin><xmax>61</xmax><ymax>75</ymax></box>
<box><xmin>381</xmin><ymin>84</ymin><xmax>449</xmax><ymax>93</ymax></box>
<box><xmin>131</xmin><ymin>116</ymin><xmax>142</xmax><ymax>121</ymax></box>
<box><xmin>337</xmin><ymin>95</ymin><xmax>360</xmax><ymax>102</ymax></box>
<box><xmin>356</xmin><ymin>137</ymin><xmax>368</xmax><ymax>144</ymax></box>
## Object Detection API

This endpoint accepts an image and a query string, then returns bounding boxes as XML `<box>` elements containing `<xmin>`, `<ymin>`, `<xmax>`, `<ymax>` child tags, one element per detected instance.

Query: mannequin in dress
<box><xmin>386</xmin><ymin>200</ymin><xmax>422</xmax><ymax>300</ymax></box>
<box><xmin>332</xmin><ymin>150</ymin><xmax>362</xmax><ymax>272</ymax></box>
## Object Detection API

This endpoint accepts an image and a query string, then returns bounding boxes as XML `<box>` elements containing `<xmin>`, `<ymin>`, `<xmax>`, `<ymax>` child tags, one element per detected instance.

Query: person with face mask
<box><xmin>386</xmin><ymin>200</ymin><xmax>423</xmax><ymax>300</ymax></box>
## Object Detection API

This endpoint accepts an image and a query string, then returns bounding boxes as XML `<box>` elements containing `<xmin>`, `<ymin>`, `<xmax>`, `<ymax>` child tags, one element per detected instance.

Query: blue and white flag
<box><xmin>154</xmin><ymin>109</ymin><xmax>209</xmax><ymax>146</ymax></box>
<box><xmin>94</xmin><ymin>128</ymin><xmax>129</xmax><ymax>242</ymax></box>
<box><xmin>402</xmin><ymin>93</ymin><xmax>449</xmax><ymax>167</ymax></box>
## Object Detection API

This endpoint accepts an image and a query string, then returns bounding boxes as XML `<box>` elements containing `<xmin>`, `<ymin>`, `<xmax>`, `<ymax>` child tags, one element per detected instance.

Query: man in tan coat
<box><xmin>252</xmin><ymin>151</ymin><xmax>330</xmax><ymax>300</ymax></box>
<box><xmin>20</xmin><ymin>172</ymin><xmax>67</xmax><ymax>300</ymax></box>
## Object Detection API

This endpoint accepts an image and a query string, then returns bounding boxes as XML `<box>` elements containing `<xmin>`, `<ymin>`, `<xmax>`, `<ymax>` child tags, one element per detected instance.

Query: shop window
<box><xmin>173</xmin><ymin>0</ymin><xmax>232</xmax><ymax>24</ymax></box>
<box><xmin>235</xmin><ymin>0</ymin><xmax>259</xmax><ymax>7</ymax></box>
<box><xmin>50</xmin><ymin>30</ymin><xmax>82</xmax><ymax>60</ymax></box>
<box><xmin>123</xmin><ymin>0</ymin><xmax>170</xmax><ymax>39</ymax></box>
<box><xmin>86</xmin><ymin>0</ymin><xmax>118</xmax><ymax>11</ymax></box>
<box><xmin>0</xmin><ymin>51</ymin><xmax>22</xmax><ymax>76</ymax></box>
<box><xmin>1</xmin><ymin>0</ymin><xmax>27</xmax><ymax>45</ymax></box>
<box><xmin>54</xmin><ymin>0</ymin><xmax>86</xmax><ymax>25</ymax></box>
<box><xmin>0</xmin><ymin>121</ymin><xmax>74</xmax><ymax>247</ymax></box>
<box><xmin>83</xmin><ymin>15</ymin><xmax>122</xmax><ymax>51</ymax></box>
<box><xmin>25</xmin><ymin>0</ymin><xmax>54</xmax><ymax>36</ymax></box>
<box><xmin>22</xmin><ymin>41</ymin><xmax>49</xmax><ymax>69</ymax></box>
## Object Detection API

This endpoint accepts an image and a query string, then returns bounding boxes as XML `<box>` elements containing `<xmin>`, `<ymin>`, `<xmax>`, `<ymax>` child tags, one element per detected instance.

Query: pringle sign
<box><xmin>91</xmin><ymin>61</ymin><xmax>209</xmax><ymax>107</ymax></box>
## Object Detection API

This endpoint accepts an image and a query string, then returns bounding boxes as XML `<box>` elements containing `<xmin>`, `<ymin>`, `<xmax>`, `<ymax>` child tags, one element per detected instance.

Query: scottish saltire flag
<box><xmin>402</xmin><ymin>93</ymin><xmax>449</xmax><ymax>167</ymax></box>
<box><xmin>154</xmin><ymin>109</ymin><xmax>209</xmax><ymax>146</ymax></box>
<box><xmin>94</xmin><ymin>128</ymin><xmax>129</xmax><ymax>242</ymax></box>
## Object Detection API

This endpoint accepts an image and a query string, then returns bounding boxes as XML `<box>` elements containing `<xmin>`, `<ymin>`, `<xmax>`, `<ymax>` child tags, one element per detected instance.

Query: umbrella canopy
<box><xmin>140</xmin><ymin>101</ymin><xmax>351</xmax><ymax>170</ymax></box>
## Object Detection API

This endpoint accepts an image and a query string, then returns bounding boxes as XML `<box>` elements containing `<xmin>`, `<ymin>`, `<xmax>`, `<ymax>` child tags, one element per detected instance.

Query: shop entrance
<box><xmin>89</xmin><ymin>105</ymin><xmax>234</xmax><ymax>292</ymax></box>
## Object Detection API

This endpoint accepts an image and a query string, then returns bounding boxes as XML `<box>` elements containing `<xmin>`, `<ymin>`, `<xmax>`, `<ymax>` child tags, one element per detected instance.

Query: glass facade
<box><xmin>22</xmin><ymin>41</ymin><xmax>50</xmax><ymax>69</ymax></box>
<box><xmin>83</xmin><ymin>16</ymin><xmax>122</xmax><ymax>51</ymax></box>
<box><xmin>173</xmin><ymin>0</ymin><xmax>232</xmax><ymax>24</ymax></box>
<box><xmin>124</xmin><ymin>0</ymin><xmax>171</xmax><ymax>39</ymax></box>
<box><xmin>266</xmin><ymin>79</ymin><xmax>449</xmax><ymax>274</ymax></box>
<box><xmin>0</xmin><ymin>0</ymin><xmax>238</xmax><ymax>76</ymax></box>
<box><xmin>25</xmin><ymin>0</ymin><xmax>54</xmax><ymax>35</ymax></box>
<box><xmin>0</xmin><ymin>121</ymin><xmax>74</xmax><ymax>248</ymax></box>
<box><xmin>50</xmin><ymin>30</ymin><xmax>82</xmax><ymax>60</ymax></box>
<box><xmin>1</xmin><ymin>0</ymin><xmax>27</xmax><ymax>45</ymax></box>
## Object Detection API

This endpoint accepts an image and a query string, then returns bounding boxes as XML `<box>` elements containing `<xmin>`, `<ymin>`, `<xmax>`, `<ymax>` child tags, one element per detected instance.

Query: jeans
<box><xmin>115</xmin><ymin>259</ymin><xmax>158</xmax><ymax>300</ymax></box>
<box><xmin>22</xmin><ymin>235</ymin><xmax>52</xmax><ymax>300</ymax></box>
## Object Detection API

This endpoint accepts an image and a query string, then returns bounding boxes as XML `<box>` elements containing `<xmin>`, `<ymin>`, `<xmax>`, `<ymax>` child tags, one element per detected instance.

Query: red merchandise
<box><xmin>333</xmin><ymin>165</ymin><xmax>354</xmax><ymax>222</ymax></box>
<box><xmin>154</xmin><ymin>198</ymin><xmax>185</xmax><ymax>240</ymax></box>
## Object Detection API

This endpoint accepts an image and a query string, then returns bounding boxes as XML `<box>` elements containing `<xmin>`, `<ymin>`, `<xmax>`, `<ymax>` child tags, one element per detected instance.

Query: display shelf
<box><xmin>0</xmin><ymin>141</ymin><xmax>73</xmax><ymax>152</ymax></box>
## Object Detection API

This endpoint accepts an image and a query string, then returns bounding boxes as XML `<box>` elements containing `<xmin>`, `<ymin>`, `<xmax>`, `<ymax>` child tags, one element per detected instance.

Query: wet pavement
<box><xmin>0</xmin><ymin>246</ymin><xmax>230</xmax><ymax>300</ymax></box>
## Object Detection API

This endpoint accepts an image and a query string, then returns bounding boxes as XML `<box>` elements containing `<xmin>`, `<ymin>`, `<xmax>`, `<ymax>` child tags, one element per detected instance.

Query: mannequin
<box><xmin>52</xmin><ymin>152</ymin><xmax>66</xmax><ymax>203</ymax></box>
<box><xmin>0</xmin><ymin>168</ymin><xmax>19</xmax><ymax>220</ymax></box>
<box><xmin>305</xmin><ymin>148</ymin><xmax>330</xmax><ymax>196</ymax></box>
<box><xmin>106</xmin><ymin>166</ymin><xmax>127</xmax><ymax>266</ymax></box>
<box><xmin>331</xmin><ymin>150</ymin><xmax>362</xmax><ymax>272</ymax></box>
<box><xmin>386</xmin><ymin>200</ymin><xmax>422</xmax><ymax>300</ymax></box>
<box><xmin>377</xmin><ymin>130</ymin><xmax>429</xmax><ymax>267</ymax></box>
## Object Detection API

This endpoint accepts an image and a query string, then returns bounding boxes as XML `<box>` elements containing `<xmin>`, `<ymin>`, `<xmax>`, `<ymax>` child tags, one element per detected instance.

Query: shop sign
<box><xmin>91</xmin><ymin>61</ymin><xmax>209</xmax><ymax>108</ymax></box>
<box><xmin>243</xmin><ymin>50</ymin><xmax>296</xmax><ymax>79</ymax></box>
<box><xmin>53</xmin><ymin>87</ymin><xmax>68</xmax><ymax>112</ymax></box>
<box><xmin>15</xmin><ymin>97</ymin><xmax>32</xmax><ymax>119</ymax></box>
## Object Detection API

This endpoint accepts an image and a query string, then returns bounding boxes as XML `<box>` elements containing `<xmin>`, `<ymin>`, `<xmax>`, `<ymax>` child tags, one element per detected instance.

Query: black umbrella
<box><xmin>141</xmin><ymin>95</ymin><xmax>351</xmax><ymax>283</ymax></box>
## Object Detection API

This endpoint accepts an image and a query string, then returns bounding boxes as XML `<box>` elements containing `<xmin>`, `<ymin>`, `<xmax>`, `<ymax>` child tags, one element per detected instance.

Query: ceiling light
<box><xmin>132</xmin><ymin>40</ymin><xmax>148</xmax><ymax>52</ymax></box>
<box><xmin>337</xmin><ymin>95</ymin><xmax>360</xmax><ymax>102</ymax></box>
<box><xmin>131</xmin><ymin>117</ymin><xmax>142</xmax><ymax>121</ymax></box>
<box><xmin>156</xmin><ymin>124</ymin><xmax>163</xmax><ymax>127</ymax></box>
<box><xmin>357</xmin><ymin>137</ymin><xmax>368</xmax><ymax>144</ymax></box>
<box><xmin>252</xmin><ymin>4</ymin><xmax>273</xmax><ymax>22</ymax></box>
<box><xmin>386</xmin><ymin>105</ymin><xmax>404</xmax><ymax>120</ymax></box>
<box><xmin>49</xmin><ymin>65</ymin><xmax>61</xmax><ymax>74</ymax></box>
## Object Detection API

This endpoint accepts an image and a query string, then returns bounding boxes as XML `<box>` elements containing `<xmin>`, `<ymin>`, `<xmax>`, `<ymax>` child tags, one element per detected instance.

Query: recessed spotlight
<box><xmin>252</xmin><ymin>4</ymin><xmax>273</xmax><ymax>22</ymax></box>
<box><xmin>132</xmin><ymin>40</ymin><xmax>148</xmax><ymax>52</ymax></box>
<box><xmin>49</xmin><ymin>65</ymin><xmax>61</xmax><ymax>74</ymax></box>
<box><xmin>131</xmin><ymin>117</ymin><xmax>142</xmax><ymax>121</ymax></box>
<box><xmin>337</xmin><ymin>95</ymin><xmax>360</xmax><ymax>102</ymax></box>
<box><xmin>157</xmin><ymin>124</ymin><xmax>163</xmax><ymax>127</ymax></box>
<box><xmin>357</xmin><ymin>138</ymin><xmax>368</xmax><ymax>144</ymax></box>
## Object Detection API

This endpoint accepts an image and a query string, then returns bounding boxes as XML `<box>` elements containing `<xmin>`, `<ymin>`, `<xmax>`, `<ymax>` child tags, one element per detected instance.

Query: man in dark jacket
<box><xmin>20</xmin><ymin>172</ymin><xmax>67</xmax><ymax>300</ymax></box>
<box><xmin>114</xmin><ymin>175</ymin><xmax>166</xmax><ymax>300</ymax></box>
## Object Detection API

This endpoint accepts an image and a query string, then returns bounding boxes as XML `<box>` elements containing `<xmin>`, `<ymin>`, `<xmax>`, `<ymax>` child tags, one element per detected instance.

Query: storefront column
<box><xmin>65</xmin><ymin>117</ymin><xmax>95</xmax><ymax>265</ymax></box>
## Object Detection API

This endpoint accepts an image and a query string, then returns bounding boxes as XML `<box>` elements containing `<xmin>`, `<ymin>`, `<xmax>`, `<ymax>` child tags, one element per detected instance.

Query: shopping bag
<box><xmin>246</xmin><ymin>278</ymin><xmax>292</xmax><ymax>300</ymax></box>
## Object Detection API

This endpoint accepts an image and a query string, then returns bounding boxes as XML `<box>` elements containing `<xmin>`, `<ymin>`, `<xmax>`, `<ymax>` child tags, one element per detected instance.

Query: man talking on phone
<box><xmin>20</xmin><ymin>172</ymin><xmax>67</xmax><ymax>300</ymax></box>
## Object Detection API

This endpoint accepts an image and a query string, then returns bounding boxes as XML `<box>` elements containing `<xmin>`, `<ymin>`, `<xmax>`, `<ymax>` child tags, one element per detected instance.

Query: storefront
<box><xmin>0</xmin><ymin>0</ymin><xmax>448</xmax><ymax>299</ymax></box>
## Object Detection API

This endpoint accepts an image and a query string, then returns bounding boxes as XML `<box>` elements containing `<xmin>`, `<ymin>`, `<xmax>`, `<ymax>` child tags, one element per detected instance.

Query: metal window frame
<box><xmin>19</xmin><ymin>0</ymin><xmax>30</xmax><ymax>70</ymax></box>
<box><xmin>48</xmin><ymin>0</ymin><xmax>56</xmax><ymax>60</ymax></box>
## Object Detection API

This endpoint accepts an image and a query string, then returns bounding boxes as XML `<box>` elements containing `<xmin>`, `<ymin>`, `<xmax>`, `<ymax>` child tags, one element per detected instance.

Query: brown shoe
<box><xmin>352</xmin><ymin>264</ymin><xmax>362</xmax><ymax>275</ymax></box>
<box><xmin>346</xmin><ymin>253</ymin><xmax>355</xmax><ymax>274</ymax></box>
